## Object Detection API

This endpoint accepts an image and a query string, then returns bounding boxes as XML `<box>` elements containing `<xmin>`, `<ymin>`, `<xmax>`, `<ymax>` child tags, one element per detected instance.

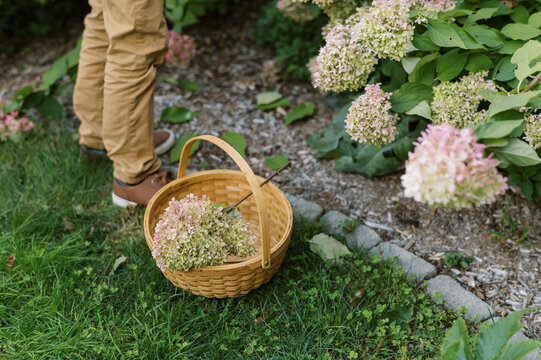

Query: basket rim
<box><xmin>143</xmin><ymin>169</ymin><xmax>293</xmax><ymax>273</ymax></box>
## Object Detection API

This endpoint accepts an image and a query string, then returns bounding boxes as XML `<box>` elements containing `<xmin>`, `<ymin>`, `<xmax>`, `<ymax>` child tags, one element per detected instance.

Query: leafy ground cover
<box><xmin>0</xmin><ymin>127</ymin><xmax>458</xmax><ymax>359</ymax></box>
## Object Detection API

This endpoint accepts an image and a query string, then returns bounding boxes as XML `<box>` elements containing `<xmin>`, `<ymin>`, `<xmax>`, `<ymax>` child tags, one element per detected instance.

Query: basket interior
<box><xmin>146</xmin><ymin>170</ymin><xmax>291</xmax><ymax>258</ymax></box>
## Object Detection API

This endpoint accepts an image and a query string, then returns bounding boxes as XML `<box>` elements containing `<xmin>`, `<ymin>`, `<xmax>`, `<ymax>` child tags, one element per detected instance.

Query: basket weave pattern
<box><xmin>144</xmin><ymin>136</ymin><xmax>293</xmax><ymax>298</ymax></box>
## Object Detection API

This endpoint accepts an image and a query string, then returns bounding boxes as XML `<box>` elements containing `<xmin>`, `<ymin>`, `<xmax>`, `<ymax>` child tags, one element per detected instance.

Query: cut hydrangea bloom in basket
<box><xmin>345</xmin><ymin>83</ymin><xmax>398</xmax><ymax>146</ymax></box>
<box><xmin>165</xmin><ymin>30</ymin><xmax>196</xmax><ymax>69</ymax></box>
<box><xmin>152</xmin><ymin>194</ymin><xmax>256</xmax><ymax>272</ymax></box>
<box><xmin>401</xmin><ymin>124</ymin><xmax>508</xmax><ymax>209</ymax></box>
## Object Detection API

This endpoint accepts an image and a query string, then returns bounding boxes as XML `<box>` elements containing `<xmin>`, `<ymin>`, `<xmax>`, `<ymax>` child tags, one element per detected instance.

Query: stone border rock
<box><xmin>287</xmin><ymin>193</ymin><xmax>540</xmax><ymax>359</ymax></box>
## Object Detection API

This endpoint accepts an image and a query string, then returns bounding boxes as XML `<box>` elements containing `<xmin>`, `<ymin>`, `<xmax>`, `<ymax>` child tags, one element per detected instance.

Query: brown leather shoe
<box><xmin>80</xmin><ymin>129</ymin><xmax>175</xmax><ymax>160</ymax></box>
<box><xmin>112</xmin><ymin>171</ymin><xmax>169</xmax><ymax>207</ymax></box>
<box><xmin>154</xmin><ymin>129</ymin><xmax>175</xmax><ymax>155</ymax></box>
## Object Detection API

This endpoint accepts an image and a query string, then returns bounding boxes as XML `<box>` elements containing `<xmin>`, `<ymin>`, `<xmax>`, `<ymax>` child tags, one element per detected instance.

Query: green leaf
<box><xmin>475</xmin><ymin>309</ymin><xmax>531</xmax><ymax>360</ymax></box>
<box><xmin>21</xmin><ymin>91</ymin><xmax>45</xmax><ymax>110</ymax></box>
<box><xmin>440</xmin><ymin>318</ymin><xmax>473</xmax><ymax>360</ymax></box>
<box><xmin>169</xmin><ymin>133</ymin><xmax>199</xmax><ymax>164</ymax></box>
<box><xmin>265</xmin><ymin>154</ymin><xmax>289</xmax><ymax>170</ymax></box>
<box><xmin>463</xmin><ymin>24</ymin><xmax>503</xmax><ymax>48</ymax></box>
<box><xmin>467</xmin><ymin>8</ymin><xmax>498</xmax><ymax>23</ymax></box>
<box><xmin>405</xmin><ymin>100</ymin><xmax>431</xmax><ymax>119</ymax></box>
<box><xmin>15</xmin><ymin>86</ymin><xmax>33</xmax><ymax>101</ymax></box>
<box><xmin>510</xmin><ymin>40</ymin><xmax>541</xmax><ymax>83</ymax></box>
<box><xmin>391</xmin><ymin>82</ymin><xmax>434</xmax><ymax>113</ymax></box>
<box><xmin>178</xmin><ymin>80</ymin><xmax>201</xmax><ymax>91</ymax></box>
<box><xmin>221</xmin><ymin>131</ymin><xmax>246</xmax><ymax>157</ymax></box>
<box><xmin>510</xmin><ymin>5</ymin><xmax>529</xmax><ymax>24</ymax></box>
<box><xmin>482</xmin><ymin>138</ymin><xmax>509</xmax><ymax>148</ymax></box>
<box><xmin>439</xmin><ymin>8</ymin><xmax>473</xmax><ymax>21</ymax></box>
<box><xmin>465</xmin><ymin>53</ymin><xmax>493</xmax><ymax>72</ymax></box>
<box><xmin>490</xmin><ymin>138</ymin><xmax>541</xmax><ymax>167</ymax></box>
<box><xmin>53</xmin><ymin>82</ymin><xmax>74</xmax><ymax>97</ymax></box>
<box><xmin>307</xmin><ymin>105</ymin><xmax>349</xmax><ymax>157</ymax></box>
<box><xmin>36</xmin><ymin>96</ymin><xmax>65</xmax><ymax>120</ymax></box>
<box><xmin>181</xmin><ymin>9</ymin><xmax>198</xmax><ymax>26</ymax></box>
<box><xmin>474</xmin><ymin>120</ymin><xmax>524</xmax><ymax>139</ymax></box>
<box><xmin>160</xmin><ymin>106</ymin><xmax>198</xmax><ymax>123</ymax></box>
<box><xmin>495</xmin><ymin>56</ymin><xmax>518</xmax><ymax>82</ymax></box>
<box><xmin>408</xmin><ymin>52</ymin><xmax>439</xmax><ymax>85</ymax></box>
<box><xmin>487</xmin><ymin>91</ymin><xmax>541</xmax><ymax>119</ymax></box>
<box><xmin>309</xmin><ymin>233</ymin><xmax>351</xmax><ymax>262</ymax></box>
<box><xmin>496</xmin><ymin>340</ymin><xmax>541</xmax><ymax>360</ymax></box>
<box><xmin>285</xmin><ymin>102</ymin><xmax>314</xmax><ymax>125</ymax></box>
<box><xmin>40</xmin><ymin>56</ymin><xmax>68</xmax><ymax>91</ymax></box>
<box><xmin>257</xmin><ymin>97</ymin><xmax>291</xmax><ymax>111</ymax></box>
<box><xmin>426</xmin><ymin>20</ymin><xmax>466</xmax><ymax>48</ymax></box>
<box><xmin>529</xmin><ymin>12</ymin><xmax>541</xmax><ymax>27</ymax></box>
<box><xmin>401</xmin><ymin>57</ymin><xmax>421</xmax><ymax>74</ymax></box>
<box><xmin>498</xmin><ymin>40</ymin><xmax>525</xmax><ymax>55</ymax></box>
<box><xmin>520</xmin><ymin>179</ymin><xmax>534</xmax><ymax>199</ymax></box>
<box><xmin>536</xmin><ymin>181</ymin><xmax>541</xmax><ymax>196</ymax></box>
<box><xmin>437</xmin><ymin>49</ymin><xmax>467</xmax><ymax>81</ymax></box>
<box><xmin>411</xmin><ymin>31</ymin><xmax>440</xmax><ymax>51</ymax></box>
<box><xmin>478</xmin><ymin>0</ymin><xmax>512</xmax><ymax>16</ymax></box>
<box><xmin>256</xmin><ymin>91</ymin><xmax>282</xmax><ymax>106</ymax></box>
<box><xmin>501</xmin><ymin>24</ymin><xmax>541</xmax><ymax>41</ymax></box>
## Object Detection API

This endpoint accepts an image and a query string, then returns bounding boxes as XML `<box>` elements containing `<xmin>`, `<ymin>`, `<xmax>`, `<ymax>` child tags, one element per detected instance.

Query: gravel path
<box><xmin>2</xmin><ymin>1</ymin><xmax>541</xmax><ymax>338</ymax></box>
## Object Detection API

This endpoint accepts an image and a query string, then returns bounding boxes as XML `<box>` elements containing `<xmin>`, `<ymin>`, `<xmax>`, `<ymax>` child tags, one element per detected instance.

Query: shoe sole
<box><xmin>112</xmin><ymin>192</ymin><xmax>138</xmax><ymax>207</ymax></box>
<box><xmin>154</xmin><ymin>129</ymin><xmax>176</xmax><ymax>156</ymax></box>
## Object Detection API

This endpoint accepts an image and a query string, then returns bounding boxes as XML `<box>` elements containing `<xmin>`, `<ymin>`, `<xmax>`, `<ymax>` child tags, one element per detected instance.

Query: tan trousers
<box><xmin>73</xmin><ymin>0</ymin><xmax>168</xmax><ymax>184</ymax></box>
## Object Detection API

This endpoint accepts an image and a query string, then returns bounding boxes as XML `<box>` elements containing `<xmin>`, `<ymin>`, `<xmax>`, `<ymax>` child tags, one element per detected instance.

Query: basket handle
<box><xmin>177</xmin><ymin>135</ymin><xmax>271</xmax><ymax>269</ymax></box>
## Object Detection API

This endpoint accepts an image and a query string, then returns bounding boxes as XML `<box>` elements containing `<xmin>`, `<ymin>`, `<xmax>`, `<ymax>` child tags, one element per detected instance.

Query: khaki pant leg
<box><xmin>73</xmin><ymin>0</ymin><xmax>109</xmax><ymax>150</ymax></box>
<box><xmin>102</xmin><ymin>0</ymin><xmax>168</xmax><ymax>184</ymax></box>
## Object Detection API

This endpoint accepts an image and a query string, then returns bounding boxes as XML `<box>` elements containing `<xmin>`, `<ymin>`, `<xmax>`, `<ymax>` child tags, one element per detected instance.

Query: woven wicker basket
<box><xmin>144</xmin><ymin>135</ymin><xmax>293</xmax><ymax>298</ymax></box>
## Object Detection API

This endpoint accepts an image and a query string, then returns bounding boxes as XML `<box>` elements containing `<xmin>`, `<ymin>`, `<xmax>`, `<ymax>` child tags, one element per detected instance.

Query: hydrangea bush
<box><xmin>165</xmin><ymin>30</ymin><xmax>196</xmax><ymax>68</ymax></box>
<box><xmin>152</xmin><ymin>194</ymin><xmax>256</xmax><ymax>271</ymax></box>
<box><xmin>305</xmin><ymin>0</ymin><xmax>541</xmax><ymax>205</ymax></box>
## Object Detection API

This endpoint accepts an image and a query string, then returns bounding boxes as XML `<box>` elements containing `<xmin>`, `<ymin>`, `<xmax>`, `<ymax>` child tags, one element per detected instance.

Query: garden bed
<box><xmin>1</xmin><ymin>0</ymin><xmax>540</xmax><ymax>341</ymax></box>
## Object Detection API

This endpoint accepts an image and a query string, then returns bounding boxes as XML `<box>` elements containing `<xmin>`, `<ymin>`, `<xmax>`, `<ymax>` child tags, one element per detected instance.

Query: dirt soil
<box><xmin>2</xmin><ymin>0</ymin><xmax>541</xmax><ymax>339</ymax></box>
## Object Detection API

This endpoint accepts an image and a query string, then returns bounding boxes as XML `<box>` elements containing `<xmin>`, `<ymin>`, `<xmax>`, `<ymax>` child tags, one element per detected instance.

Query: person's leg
<box><xmin>102</xmin><ymin>0</ymin><xmax>168</xmax><ymax>185</ymax></box>
<box><xmin>73</xmin><ymin>0</ymin><xmax>108</xmax><ymax>150</ymax></box>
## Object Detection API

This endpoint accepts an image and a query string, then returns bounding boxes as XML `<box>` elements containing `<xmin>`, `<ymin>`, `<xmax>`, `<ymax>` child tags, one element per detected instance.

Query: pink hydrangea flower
<box><xmin>345</xmin><ymin>83</ymin><xmax>398</xmax><ymax>146</ymax></box>
<box><xmin>152</xmin><ymin>194</ymin><xmax>256</xmax><ymax>271</ymax></box>
<box><xmin>310</xmin><ymin>22</ymin><xmax>377</xmax><ymax>92</ymax></box>
<box><xmin>165</xmin><ymin>30</ymin><xmax>196</xmax><ymax>68</ymax></box>
<box><xmin>0</xmin><ymin>103</ymin><xmax>35</xmax><ymax>141</ymax></box>
<box><xmin>401</xmin><ymin>124</ymin><xmax>508</xmax><ymax>208</ymax></box>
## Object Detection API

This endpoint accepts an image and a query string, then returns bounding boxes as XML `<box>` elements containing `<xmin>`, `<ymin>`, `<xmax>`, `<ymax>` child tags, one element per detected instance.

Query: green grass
<box><xmin>0</xmin><ymin>129</ymin><xmax>456</xmax><ymax>359</ymax></box>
